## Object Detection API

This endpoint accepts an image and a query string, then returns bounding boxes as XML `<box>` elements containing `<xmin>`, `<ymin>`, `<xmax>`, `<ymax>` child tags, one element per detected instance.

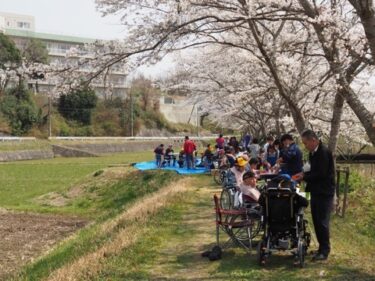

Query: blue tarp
<box><xmin>134</xmin><ymin>160</ymin><xmax>209</xmax><ymax>175</ymax></box>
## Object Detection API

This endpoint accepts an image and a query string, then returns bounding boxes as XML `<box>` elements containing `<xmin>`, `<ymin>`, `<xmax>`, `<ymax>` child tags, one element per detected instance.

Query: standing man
<box><xmin>183</xmin><ymin>136</ymin><xmax>196</xmax><ymax>169</ymax></box>
<box><xmin>295</xmin><ymin>129</ymin><xmax>335</xmax><ymax>261</ymax></box>
<box><xmin>216</xmin><ymin>134</ymin><xmax>225</xmax><ymax>149</ymax></box>
<box><xmin>154</xmin><ymin>144</ymin><xmax>164</xmax><ymax>168</ymax></box>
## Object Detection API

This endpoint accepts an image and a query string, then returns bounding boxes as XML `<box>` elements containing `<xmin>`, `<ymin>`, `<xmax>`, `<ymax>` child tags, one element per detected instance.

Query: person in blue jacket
<box><xmin>277</xmin><ymin>134</ymin><xmax>303</xmax><ymax>176</ymax></box>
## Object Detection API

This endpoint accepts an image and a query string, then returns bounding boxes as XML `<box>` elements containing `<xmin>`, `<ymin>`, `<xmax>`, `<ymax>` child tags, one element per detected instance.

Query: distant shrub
<box><xmin>58</xmin><ymin>85</ymin><xmax>98</xmax><ymax>125</ymax></box>
<box><xmin>0</xmin><ymin>85</ymin><xmax>41</xmax><ymax>135</ymax></box>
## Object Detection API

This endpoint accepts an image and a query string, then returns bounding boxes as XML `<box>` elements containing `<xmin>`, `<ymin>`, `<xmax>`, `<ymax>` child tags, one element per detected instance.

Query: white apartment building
<box><xmin>0</xmin><ymin>12</ymin><xmax>127</xmax><ymax>98</ymax></box>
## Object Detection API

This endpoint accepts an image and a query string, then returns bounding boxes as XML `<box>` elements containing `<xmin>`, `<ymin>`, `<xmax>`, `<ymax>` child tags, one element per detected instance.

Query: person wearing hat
<box><xmin>226</xmin><ymin>156</ymin><xmax>248</xmax><ymax>187</ymax></box>
<box><xmin>240</xmin><ymin>171</ymin><xmax>261</xmax><ymax>203</ymax></box>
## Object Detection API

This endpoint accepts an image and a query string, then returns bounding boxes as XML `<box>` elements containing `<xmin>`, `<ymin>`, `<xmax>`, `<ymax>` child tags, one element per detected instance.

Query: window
<box><xmin>17</xmin><ymin>21</ymin><xmax>31</xmax><ymax>29</ymax></box>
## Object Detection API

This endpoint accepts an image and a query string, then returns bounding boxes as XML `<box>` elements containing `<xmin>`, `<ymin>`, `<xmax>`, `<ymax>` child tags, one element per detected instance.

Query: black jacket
<box><xmin>304</xmin><ymin>142</ymin><xmax>335</xmax><ymax>196</ymax></box>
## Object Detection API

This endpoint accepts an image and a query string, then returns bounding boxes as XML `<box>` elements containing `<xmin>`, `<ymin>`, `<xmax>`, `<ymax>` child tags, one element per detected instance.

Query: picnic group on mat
<box><xmin>153</xmin><ymin>133</ymin><xmax>301</xmax><ymax>176</ymax></box>
<box><xmin>154</xmin><ymin>130</ymin><xmax>336</xmax><ymax>261</ymax></box>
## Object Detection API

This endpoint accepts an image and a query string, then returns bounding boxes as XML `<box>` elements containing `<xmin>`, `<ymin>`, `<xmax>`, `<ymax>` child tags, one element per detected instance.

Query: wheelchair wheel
<box><xmin>257</xmin><ymin>240</ymin><xmax>267</xmax><ymax>266</ymax></box>
<box><xmin>213</xmin><ymin>169</ymin><xmax>223</xmax><ymax>185</ymax></box>
<box><xmin>220</xmin><ymin>189</ymin><xmax>232</xmax><ymax>209</ymax></box>
<box><xmin>297</xmin><ymin>239</ymin><xmax>306</xmax><ymax>268</ymax></box>
<box><xmin>228</xmin><ymin>211</ymin><xmax>261</xmax><ymax>246</ymax></box>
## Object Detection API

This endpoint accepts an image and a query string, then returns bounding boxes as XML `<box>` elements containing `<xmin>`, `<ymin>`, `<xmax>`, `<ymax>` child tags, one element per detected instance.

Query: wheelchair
<box><xmin>218</xmin><ymin>168</ymin><xmax>238</xmax><ymax>209</ymax></box>
<box><xmin>214</xmin><ymin>193</ymin><xmax>262</xmax><ymax>252</ymax></box>
<box><xmin>257</xmin><ymin>174</ymin><xmax>310</xmax><ymax>267</ymax></box>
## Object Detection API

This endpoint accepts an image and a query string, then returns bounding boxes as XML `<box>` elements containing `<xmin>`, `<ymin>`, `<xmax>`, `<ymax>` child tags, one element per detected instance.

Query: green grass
<box><xmin>94</xmin><ymin>198</ymin><xmax>192</xmax><ymax>280</ymax></box>
<box><xmin>0</xmin><ymin>140</ymin><xmax>51</xmax><ymax>151</ymax></box>
<box><xmin>69</xmin><ymin>169</ymin><xmax>177</xmax><ymax>219</ymax></box>
<box><xmin>88</xmin><ymin>175</ymin><xmax>375</xmax><ymax>281</ymax></box>
<box><xmin>0</xmin><ymin>151</ymin><xmax>153</xmax><ymax>213</ymax></box>
<box><xmin>14</xmin><ymin>169</ymin><xmax>178</xmax><ymax>281</ymax></box>
<box><xmin>5</xmin><ymin>152</ymin><xmax>375</xmax><ymax>280</ymax></box>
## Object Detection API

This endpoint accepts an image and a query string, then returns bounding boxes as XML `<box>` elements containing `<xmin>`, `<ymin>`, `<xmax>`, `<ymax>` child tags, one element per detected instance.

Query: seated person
<box><xmin>226</xmin><ymin>156</ymin><xmax>248</xmax><ymax>188</ymax></box>
<box><xmin>248</xmin><ymin>157</ymin><xmax>259</xmax><ymax>175</ymax></box>
<box><xmin>264</xmin><ymin>144</ymin><xmax>279</xmax><ymax>168</ymax></box>
<box><xmin>202</xmin><ymin>144</ymin><xmax>214</xmax><ymax>169</ymax></box>
<box><xmin>177</xmin><ymin>150</ymin><xmax>185</xmax><ymax>168</ymax></box>
<box><xmin>165</xmin><ymin>145</ymin><xmax>176</xmax><ymax>166</ymax></box>
<box><xmin>259</xmin><ymin>176</ymin><xmax>309</xmax><ymax>214</ymax></box>
<box><xmin>220</xmin><ymin>146</ymin><xmax>236</xmax><ymax>168</ymax></box>
<box><xmin>257</xmin><ymin>148</ymin><xmax>269</xmax><ymax>171</ymax></box>
<box><xmin>240</xmin><ymin>171</ymin><xmax>261</xmax><ymax>203</ymax></box>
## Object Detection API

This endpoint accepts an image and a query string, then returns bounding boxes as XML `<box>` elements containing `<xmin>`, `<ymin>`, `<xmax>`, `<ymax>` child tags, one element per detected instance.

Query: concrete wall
<box><xmin>159</xmin><ymin>104</ymin><xmax>197</xmax><ymax>125</ymax></box>
<box><xmin>0</xmin><ymin>150</ymin><xmax>53</xmax><ymax>162</ymax></box>
<box><xmin>0</xmin><ymin>140</ymin><xmax>208</xmax><ymax>162</ymax></box>
<box><xmin>52</xmin><ymin>145</ymin><xmax>98</xmax><ymax>157</ymax></box>
<box><xmin>65</xmin><ymin>141</ymin><xmax>187</xmax><ymax>154</ymax></box>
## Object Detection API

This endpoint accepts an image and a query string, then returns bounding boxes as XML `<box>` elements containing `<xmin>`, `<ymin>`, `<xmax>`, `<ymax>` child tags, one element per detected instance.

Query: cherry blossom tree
<box><xmin>60</xmin><ymin>0</ymin><xmax>374</xmax><ymax>148</ymax></box>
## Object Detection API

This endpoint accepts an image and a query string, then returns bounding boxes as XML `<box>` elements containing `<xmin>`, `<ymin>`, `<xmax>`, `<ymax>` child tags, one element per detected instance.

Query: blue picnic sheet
<box><xmin>134</xmin><ymin>160</ymin><xmax>209</xmax><ymax>175</ymax></box>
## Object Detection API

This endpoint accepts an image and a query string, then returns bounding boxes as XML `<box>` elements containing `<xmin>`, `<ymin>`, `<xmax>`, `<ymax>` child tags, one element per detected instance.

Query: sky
<box><xmin>0</xmin><ymin>0</ymin><xmax>176</xmax><ymax>77</ymax></box>
<box><xmin>0</xmin><ymin>0</ymin><xmax>125</xmax><ymax>40</ymax></box>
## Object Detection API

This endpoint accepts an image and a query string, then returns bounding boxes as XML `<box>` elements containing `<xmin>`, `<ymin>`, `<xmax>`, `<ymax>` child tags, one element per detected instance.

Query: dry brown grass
<box><xmin>45</xmin><ymin>177</ymin><xmax>192</xmax><ymax>281</ymax></box>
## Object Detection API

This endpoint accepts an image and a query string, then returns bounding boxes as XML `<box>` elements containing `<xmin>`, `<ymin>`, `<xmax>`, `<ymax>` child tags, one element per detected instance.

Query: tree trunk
<box><xmin>339</xmin><ymin>79</ymin><xmax>375</xmax><ymax>145</ymax></box>
<box><xmin>246</xmin><ymin>18</ymin><xmax>307</xmax><ymax>134</ymax></box>
<box><xmin>328</xmin><ymin>93</ymin><xmax>344</xmax><ymax>153</ymax></box>
<box><xmin>299</xmin><ymin>0</ymin><xmax>375</xmax><ymax>145</ymax></box>
<box><xmin>348</xmin><ymin>0</ymin><xmax>375</xmax><ymax>61</ymax></box>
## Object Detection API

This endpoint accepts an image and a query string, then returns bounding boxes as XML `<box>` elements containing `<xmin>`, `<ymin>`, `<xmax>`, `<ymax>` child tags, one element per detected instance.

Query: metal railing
<box><xmin>0</xmin><ymin>137</ymin><xmax>36</xmax><ymax>142</ymax></box>
<box><xmin>48</xmin><ymin>136</ymin><xmax>216</xmax><ymax>141</ymax></box>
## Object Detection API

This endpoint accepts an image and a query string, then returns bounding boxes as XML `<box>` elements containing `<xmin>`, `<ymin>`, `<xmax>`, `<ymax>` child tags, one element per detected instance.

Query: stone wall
<box><xmin>0</xmin><ymin>150</ymin><xmax>54</xmax><ymax>162</ymax></box>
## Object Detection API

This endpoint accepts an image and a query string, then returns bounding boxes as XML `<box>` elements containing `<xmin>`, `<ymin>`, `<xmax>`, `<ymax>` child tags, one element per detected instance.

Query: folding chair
<box><xmin>213</xmin><ymin>194</ymin><xmax>257</xmax><ymax>252</ymax></box>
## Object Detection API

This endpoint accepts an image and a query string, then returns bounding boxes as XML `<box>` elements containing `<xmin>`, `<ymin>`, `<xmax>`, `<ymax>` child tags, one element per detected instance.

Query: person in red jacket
<box><xmin>183</xmin><ymin>136</ymin><xmax>196</xmax><ymax>169</ymax></box>
<box><xmin>216</xmin><ymin>134</ymin><xmax>225</xmax><ymax>149</ymax></box>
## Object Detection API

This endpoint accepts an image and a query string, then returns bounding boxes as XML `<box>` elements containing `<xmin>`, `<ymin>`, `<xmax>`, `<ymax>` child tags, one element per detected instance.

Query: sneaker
<box><xmin>312</xmin><ymin>253</ymin><xmax>328</xmax><ymax>261</ymax></box>
<box><xmin>201</xmin><ymin>250</ymin><xmax>211</xmax><ymax>258</ymax></box>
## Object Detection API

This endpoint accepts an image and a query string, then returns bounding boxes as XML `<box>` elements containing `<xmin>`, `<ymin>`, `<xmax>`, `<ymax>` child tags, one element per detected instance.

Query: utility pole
<box><xmin>130</xmin><ymin>92</ymin><xmax>134</xmax><ymax>137</ymax></box>
<box><xmin>196</xmin><ymin>105</ymin><xmax>199</xmax><ymax>137</ymax></box>
<box><xmin>48</xmin><ymin>95</ymin><xmax>52</xmax><ymax>137</ymax></box>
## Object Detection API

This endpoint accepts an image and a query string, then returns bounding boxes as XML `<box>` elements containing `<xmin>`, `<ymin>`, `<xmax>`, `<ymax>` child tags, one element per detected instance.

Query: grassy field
<box><xmin>86</xmin><ymin>176</ymin><xmax>375</xmax><ymax>281</ymax></box>
<box><xmin>11</xmin><ymin>172</ymin><xmax>374</xmax><ymax>281</ymax></box>
<box><xmin>1</xmin><ymin>149</ymin><xmax>374</xmax><ymax>280</ymax></box>
<box><xmin>11</xmin><ymin>169</ymin><xmax>181</xmax><ymax>281</ymax></box>
<box><xmin>0</xmin><ymin>151</ymin><xmax>153</xmax><ymax>213</ymax></box>
<box><xmin>0</xmin><ymin>140</ymin><xmax>52</xmax><ymax>152</ymax></box>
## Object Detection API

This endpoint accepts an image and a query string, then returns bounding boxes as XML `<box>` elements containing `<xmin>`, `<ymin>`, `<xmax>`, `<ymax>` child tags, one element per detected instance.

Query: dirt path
<box><xmin>0</xmin><ymin>210</ymin><xmax>86</xmax><ymax>280</ymax></box>
<box><xmin>140</xmin><ymin>178</ymin><xmax>375</xmax><ymax>281</ymax></box>
<box><xmin>146</xmin><ymin>180</ymin><xmax>242</xmax><ymax>281</ymax></box>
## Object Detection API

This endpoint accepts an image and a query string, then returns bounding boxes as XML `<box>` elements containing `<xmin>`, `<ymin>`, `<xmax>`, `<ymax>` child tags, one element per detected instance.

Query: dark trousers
<box><xmin>185</xmin><ymin>153</ymin><xmax>194</xmax><ymax>169</ymax></box>
<box><xmin>310</xmin><ymin>194</ymin><xmax>334</xmax><ymax>256</ymax></box>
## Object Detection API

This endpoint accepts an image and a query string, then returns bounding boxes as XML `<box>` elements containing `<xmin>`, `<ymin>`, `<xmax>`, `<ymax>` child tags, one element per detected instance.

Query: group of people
<box><xmin>153</xmin><ymin>136</ymin><xmax>198</xmax><ymax>169</ymax></box>
<box><xmin>217</xmin><ymin>133</ymin><xmax>303</xmax><ymax>177</ymax></box>
<box><xmin>216</xmin><ymin>130</ymin><xmax>335</xmax><ymax>262</ymax></box>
